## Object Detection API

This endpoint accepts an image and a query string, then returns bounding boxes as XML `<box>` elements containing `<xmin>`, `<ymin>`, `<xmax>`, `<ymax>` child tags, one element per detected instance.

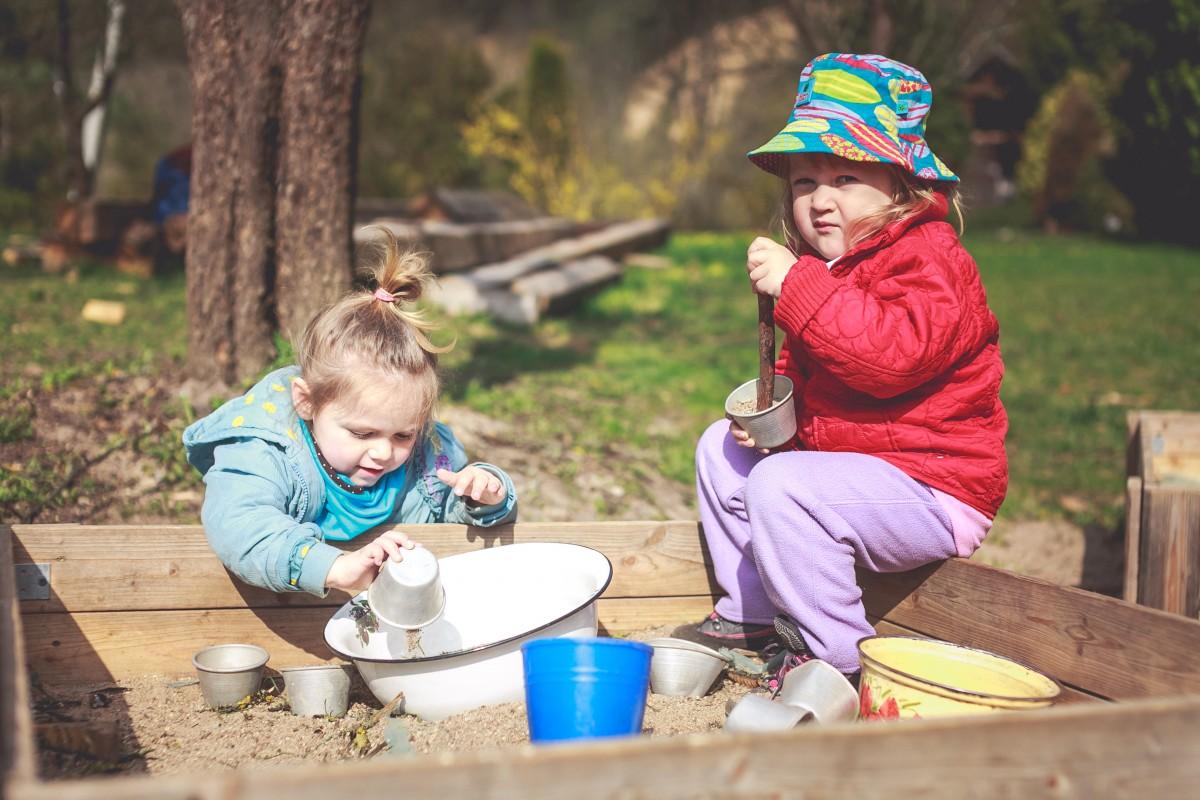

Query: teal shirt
<box><xmin>298</xmin><ymin>419</ymin><xmax>408</xmax><ymax>542</ymax></box>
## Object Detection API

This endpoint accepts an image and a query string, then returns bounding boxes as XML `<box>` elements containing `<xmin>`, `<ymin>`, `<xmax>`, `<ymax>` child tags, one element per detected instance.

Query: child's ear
<box><xmin>291</xmin><ymin>378</ymin><xmax>314</xmax><ymax>419</ymax></box>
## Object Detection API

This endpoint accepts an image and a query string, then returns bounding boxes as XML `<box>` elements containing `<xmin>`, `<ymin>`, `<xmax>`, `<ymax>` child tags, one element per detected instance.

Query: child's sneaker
<box><xmin>695</xmin><ymin>611</ymin><xmax>775</xmax><ymax>648</ymax></box>
<box><xmin>772</xmin><ymin>613</ymin><xmax>810</xmax><ymax>654</ymax></box>
<box><xmin>762</xmin><ymin>614</ymin><xmax>816</xmax><ymax>694</ymax></box>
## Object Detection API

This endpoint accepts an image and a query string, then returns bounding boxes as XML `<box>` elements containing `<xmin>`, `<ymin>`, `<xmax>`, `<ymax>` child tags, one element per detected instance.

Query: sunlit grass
<box><xmin>2</xmin><ymin>230</ymin><xmax>1197</xmax><ymax>533</ymax></box>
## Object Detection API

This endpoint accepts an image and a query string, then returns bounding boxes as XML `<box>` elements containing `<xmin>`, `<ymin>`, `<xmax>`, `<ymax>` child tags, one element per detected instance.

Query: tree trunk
<box><xmin>275</xmin><ymin>0</ymin><xmax>369</xmax><ymax>338</ymax></box>
<box><xmin>178</xmin><ymin>0</ymin><xmax>368</xmax><ymax>393</ymax></box>
<box><xmin>178</xmin><ymin>0</ymin><xmax>280</xmax><ymax>388</ymax></box>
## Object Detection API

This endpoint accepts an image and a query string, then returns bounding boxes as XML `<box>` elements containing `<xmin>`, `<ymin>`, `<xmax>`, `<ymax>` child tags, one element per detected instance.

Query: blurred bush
<box><xmin>463</xmin><ymin>36</ymin><xmax>726</xmax><ymax>221</ymax></box>
<box><xmin>1106</xmin><ymin>0</ymin><xmax>1200</xmax><ymax>244</ymax></box>
<box><xmin>1016</xmin><ymin>70</ymin><xmax>1131</xmax><ymax>234</ymax></box>
<box><xmin>357</xmin><ymin>26</ymin><xmax>492</xmax><ymax>198</ymax></box>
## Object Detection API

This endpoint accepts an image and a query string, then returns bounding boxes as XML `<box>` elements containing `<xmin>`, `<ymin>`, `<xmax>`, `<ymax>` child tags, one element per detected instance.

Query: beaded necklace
<box><xmin>303</xmin><ymin>420</ymin><xmax>367</xmax><ymax>495</ymax></box>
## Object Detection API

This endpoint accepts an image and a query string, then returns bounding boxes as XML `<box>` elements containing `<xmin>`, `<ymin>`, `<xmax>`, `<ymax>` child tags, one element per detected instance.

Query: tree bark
<box><xmin>275</xmin><ymin>0</ymin><xmax>369</xmax><ymax>338</ymax></box>
<box><xmin>178</xmin><ymin>0</ymin><xmax>280</xmax><ymax>387</ymax></box>
<box><xmin>178</xmin><ymin>0</ymin><xmax>368</xmax><ymax>392</ymax></box>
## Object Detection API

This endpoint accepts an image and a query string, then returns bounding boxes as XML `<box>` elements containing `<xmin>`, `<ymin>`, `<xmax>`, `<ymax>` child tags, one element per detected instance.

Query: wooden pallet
<box><xmin>5</xmin><ymin>521</ymin><xmax>1200</xmax><ymax>798</ymax></box>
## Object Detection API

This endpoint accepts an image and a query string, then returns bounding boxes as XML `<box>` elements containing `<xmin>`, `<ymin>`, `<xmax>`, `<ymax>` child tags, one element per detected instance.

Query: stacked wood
<box><xmin>42</xmin><ymin>199</ymin><xmax>165</xmax><ymax>276</ymax></box>
<box><xmin>354</xmin><ymin>216</ymin><xmax>578</xmax><ymax>274</ymax></box>
<box><xmin>428</xmin><ymin>217</ymin><xmax>670</xmax><ymax>324</ymax></box>
<box><xmin>1</xmin><ymin>236</ymin><xmax>42</xmax><ymax>268</ymax></box>
<box><xmin>356</xmin><ymin>190</ymin><xmax>541</xmax><ymax>226</ymax></box>
<box><xmin>54</xmin><ymin>199</ymin><xmax>152</xmax><ymax>247</ymax></box>
<box><xmin>114</xmin><ymin>218</ymin><xmax>159</xmax><ymax>278</ymax></box>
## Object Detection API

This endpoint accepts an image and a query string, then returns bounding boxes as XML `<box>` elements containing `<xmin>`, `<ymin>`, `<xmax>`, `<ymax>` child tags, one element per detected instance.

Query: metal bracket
<box><xmin>15</xmin><ymin>563</ymin><xmax>50</xmax><ymax>601</ymax></box>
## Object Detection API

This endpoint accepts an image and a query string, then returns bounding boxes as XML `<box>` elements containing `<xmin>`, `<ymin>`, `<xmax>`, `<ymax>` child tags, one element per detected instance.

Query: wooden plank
<box><xmin>354</xmin><ymin>217</ymin><xmax>576</xmax><ymax>274</ymax></box>
<box><xmin>869</xmin><ymin>618</ymin><xmax>1104</xmax><ymax>705</ymax></box>
<box><xmin>1</xmin><ymin>528</ymin><xmax>36</xmax><ymax>787</ymax></box>
<box><xmin>1140</xmin><ymin>486</ymin><xmax>1200</xmax><ymax>617</ymax></box>
<box><xmin>457</xmin><ymin>218</ymin><xmax>668</xmax><ymax>289</ymax></box>
<box><xmin>13</xmin><ymin>696</ymin><xmax>1200</xmax><ymax>800</ymax></box>
<box><xmin>22</xmin><ymin>596</ymin><xmax>714</xmax><ymax>683</ymax></box>
<box><xmin>860</xmin><ymin>558</ymin><xmax>1200</xmax><ymax>700</ymax></box>
<box><xmin>18</xmin><ymin>519</ymin><xmax>1200</xmax><ymax>698</ymax></box>
<box><xmin>9</xmin><ymin>521</ymin><xmax>717</xmax><ymax>613</ymax></box>
<box><xmin>1124</xmin><ymin>475</ymin><xmax>1142</xmax><ymax>603</ymax></box>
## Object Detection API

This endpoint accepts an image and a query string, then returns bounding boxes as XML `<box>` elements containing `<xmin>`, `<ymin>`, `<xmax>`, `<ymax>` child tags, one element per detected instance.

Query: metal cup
<box><xmin>367</xmin><ymin>545</ymin><xmax>446</xmax><ymax>629</ymax></box>
<box><xmin>776</xmin><ymin>659</ymin><xmax>859</xmax><ymax>724</ymax></box>
<box><xmin>646</xmin><ymin>637</ymin><xmax>727</xmax><ymax>697</ymax></box>
<box><xmin>724</xmin><ymin>374</ymin><xmax>796</xmax><ymax>449</ymax></box>
<box><xmin>192</xmin><ymin>643</ymin><xmax>269</xmax><ymax>709</ymax></box>
<box><xmin>280</xmin><ymin>664</ymin><xmax>352</xmax><ymax>717</ymax></box>
<box><xmin>724</xmin><ymin>693</ymin><xmax>810</xmax><ymax>732</ymax></box>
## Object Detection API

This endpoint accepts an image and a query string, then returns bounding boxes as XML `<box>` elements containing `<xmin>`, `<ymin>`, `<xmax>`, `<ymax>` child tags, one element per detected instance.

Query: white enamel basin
<box><xmin>324</xmin><ymin>542</ymin><xmax>612</xmax><ymax>720</ymax></box>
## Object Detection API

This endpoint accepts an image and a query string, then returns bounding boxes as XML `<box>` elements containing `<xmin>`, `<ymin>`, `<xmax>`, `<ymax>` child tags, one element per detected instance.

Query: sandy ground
<box><xmin>35</xmin><ymin>627</ymin><xmax>758</xmax><ymax>780</ymax></box>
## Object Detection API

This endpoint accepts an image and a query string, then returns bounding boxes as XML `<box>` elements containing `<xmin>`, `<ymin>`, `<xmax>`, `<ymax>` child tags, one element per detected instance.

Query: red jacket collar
<box><xmin>834</xmin><ymin>192</ymin><xmax>950</xmax><ymax>268</ymax></box>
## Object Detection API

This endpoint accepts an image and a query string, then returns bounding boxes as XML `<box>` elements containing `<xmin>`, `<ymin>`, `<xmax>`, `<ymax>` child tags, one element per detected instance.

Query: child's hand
<box><xmin>729</xmin><ymin>420</ymin><xmax>770</xmax><ymax>454</ymax></box>
<box><xmin>747</xmin><ymin>236</ymin><xmax>798</xmax><ymax>298</ymax></box>
<box><xmin>437</xmin><ymin>466</ymin><xmax>507</xmax><ymax>506</ymax></box>
<box><xmin>325</xmin><ymin>530</ymin><xmax>416</xmax><ymax>594</ymax></box>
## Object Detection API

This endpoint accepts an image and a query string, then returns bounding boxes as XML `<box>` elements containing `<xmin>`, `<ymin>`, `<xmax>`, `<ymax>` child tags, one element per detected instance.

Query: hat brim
<box><xmin>747</xmin><ymin>116</ymin><xmax>957</xmax><ymax>183</ymax></box>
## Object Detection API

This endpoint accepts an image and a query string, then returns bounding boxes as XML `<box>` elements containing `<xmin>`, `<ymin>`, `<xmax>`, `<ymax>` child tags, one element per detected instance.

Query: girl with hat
<box><xmin>693</xmin><ymin>53</ymin><xmax>1008</xmax><ymax>689</ymax></box>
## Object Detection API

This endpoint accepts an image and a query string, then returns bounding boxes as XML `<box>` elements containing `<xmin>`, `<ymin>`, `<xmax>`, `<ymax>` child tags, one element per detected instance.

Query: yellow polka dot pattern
<box><xmin>820</xmin><ymin>133</ymin><xmax>879</xmax><ymax>162</ymax></box>
<box><xmin>232</xmin><ymin>416</ymin><xmax>245</xmax><ymax>428</ymax></box>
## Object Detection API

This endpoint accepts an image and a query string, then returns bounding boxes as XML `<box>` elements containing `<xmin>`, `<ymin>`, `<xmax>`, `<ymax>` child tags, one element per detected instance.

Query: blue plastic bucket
<box><xmin>522</xmin><ymin>637</ymin><xmax>652</xmax><ymax>743</ymax></box>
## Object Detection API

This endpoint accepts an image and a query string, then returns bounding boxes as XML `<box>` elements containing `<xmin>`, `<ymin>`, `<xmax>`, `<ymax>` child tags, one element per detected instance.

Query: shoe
<box><xmin>695</xmin><ymin>611</ymin><xmax>775</xmax><ymax>647</ymax></box>
<box><xmin>773</xmin><ymin>613</ymin><xmax>810</xmax><ymax>654</ymax></box>
<box><xmin>762</xmin><ymin>649</ymin><xmax>813</xmax><ymax>694</ymax></box>
<box><xmin>762</xmin><ymin>614</ymin><xmax>816</xmax><ymax>694</ymax></box>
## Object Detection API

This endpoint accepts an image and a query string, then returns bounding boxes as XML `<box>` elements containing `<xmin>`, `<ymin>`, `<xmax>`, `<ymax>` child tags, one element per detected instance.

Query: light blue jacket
<box><xmin>182</xmin><ymin>366</ymin><xmax>517</xmax><ymax>596</ymax></box>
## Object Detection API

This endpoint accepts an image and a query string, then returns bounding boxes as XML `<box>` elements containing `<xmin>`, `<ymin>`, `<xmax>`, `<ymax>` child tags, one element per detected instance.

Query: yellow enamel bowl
<box><xmin>857</xmin><ymin>635</ymin><xmax>1060</xmax><ymax>720</ymax></box>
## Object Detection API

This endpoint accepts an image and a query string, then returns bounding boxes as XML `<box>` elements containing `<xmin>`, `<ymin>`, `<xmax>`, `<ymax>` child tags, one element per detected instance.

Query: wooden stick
<box><xmin>757</xmin><ymin>294</ymin><xmax>775</xmax><ymax>411</ymax></box>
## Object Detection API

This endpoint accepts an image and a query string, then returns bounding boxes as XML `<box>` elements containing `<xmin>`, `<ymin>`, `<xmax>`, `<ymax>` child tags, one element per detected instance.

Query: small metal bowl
<box><xmin>192</xmin><ymin>643</ymin><xmax>269</xmax><ymax>709</ymax></box>
<box><xmin>280</xmin><ymin>663</ymin><xmax>353</xmax><ymax>717</ymax></box>
<box><xmin>367</xmin><ymin>545</ymin><xmax>446</xmax><ymax>630</ymax></box>
<box><xmin>647</xmin><ymin>637</ymin><xmax>727</xmax><ymax>697</ymax></box>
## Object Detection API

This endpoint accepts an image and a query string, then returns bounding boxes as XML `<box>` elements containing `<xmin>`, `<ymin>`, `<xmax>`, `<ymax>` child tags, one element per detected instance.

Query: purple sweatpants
<box><xmin>695</xmin><ymin>420</ymin><xmax>956</xmax><ymax>673</ymax></box>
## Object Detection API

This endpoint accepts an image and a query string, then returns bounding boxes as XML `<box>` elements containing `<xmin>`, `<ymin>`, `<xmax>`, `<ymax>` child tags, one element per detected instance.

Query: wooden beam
<box><xmin>0</xmin><ymin>528</ymin><xmax>36</xmax><ymax>787</ymax></box>
<box><xmin>8</xmin><ymin>522</ymin><xmax>717</xmax><ymax>614</ymax></box>
<box><xmin>14</xmin><ymin>521</ymin><xmax>1200</xmax><ymax>699</ymax></box>
<box><xmin>859</xmin><ymin>558</ymin><xmax>1200</xmax><ymax>700</ymax></box>
<box><xmin>1124</xmin><ymin>475</ymin><xmax>1142</xmax><ymax>603</ymax></box>
<box><xmin>13</xmin><ymin>696</ymin><xmax>1200</xmax><ymax>800</ymax></box>
<box><xmin>21</xmin><ymin>596</ymin><xmax>714</xmax><ymax>683</ymax></box>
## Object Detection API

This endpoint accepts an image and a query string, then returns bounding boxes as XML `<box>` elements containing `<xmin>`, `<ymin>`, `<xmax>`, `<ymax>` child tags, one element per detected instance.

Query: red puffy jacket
<box><xmin>773</xmin><ymin>195</ymin><xmax>1008</xmax><ymax>517</ymax></box>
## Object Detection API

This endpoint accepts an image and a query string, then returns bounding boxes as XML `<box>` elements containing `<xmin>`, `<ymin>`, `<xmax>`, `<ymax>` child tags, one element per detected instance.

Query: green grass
<box><xmin>2</xmin><ymin>231</ymin><xmax>1197</xmax><ymax>533</ymax></box>
<box><xmin>0</xmin><ymin>260</ymin><xmax>188</xmax><ymax>396</ymax></box>
<box><xmin>440</xmin><ymin>229</ymin><xmax>1200</xmax><ymax>533</ymax></box>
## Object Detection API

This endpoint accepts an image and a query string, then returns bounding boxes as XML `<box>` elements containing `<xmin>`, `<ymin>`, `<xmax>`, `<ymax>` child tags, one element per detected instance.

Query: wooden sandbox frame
<box><xmin>3</xmin><ymin>520</ymin><xmax>1200</xmax><ymax>799</ymax></box>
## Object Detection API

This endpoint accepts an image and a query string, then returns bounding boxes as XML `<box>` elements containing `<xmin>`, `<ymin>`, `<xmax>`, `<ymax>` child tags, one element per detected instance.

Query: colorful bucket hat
<box><xmin>748</xmin><ymin>53</ymin><xmax>957</xmax><ymax>183</ymax></box>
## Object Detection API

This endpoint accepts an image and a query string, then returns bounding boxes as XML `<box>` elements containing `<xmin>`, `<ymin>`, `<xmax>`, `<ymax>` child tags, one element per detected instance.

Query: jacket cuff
<box><xmin>462</xmin><ymin>463</ymin><xmax>517</xmax><ymax>526</ymax></box>
<box><xmin>295</xmin><ymin>540</ymin><xmax>343</xmax><ymax>597</ymax></box>
<box><xmin>775</xmin><ymin>258</ymin><xmax>842</xmax><ymax>336</ymax></box>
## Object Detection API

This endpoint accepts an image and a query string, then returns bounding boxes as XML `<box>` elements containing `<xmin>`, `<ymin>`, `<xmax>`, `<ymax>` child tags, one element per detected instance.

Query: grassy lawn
<box><xmin>2</xmin><ymin>229</ymin><xmax>1198</xmax><ymax>534</ymax></box>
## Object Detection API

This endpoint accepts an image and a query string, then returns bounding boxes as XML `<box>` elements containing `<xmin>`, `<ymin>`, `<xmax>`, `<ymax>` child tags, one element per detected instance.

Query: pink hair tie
<box><xmin>373</xmin><ymin>287</ymin><xmax>397</xmax><ymax>303</ymax></box>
